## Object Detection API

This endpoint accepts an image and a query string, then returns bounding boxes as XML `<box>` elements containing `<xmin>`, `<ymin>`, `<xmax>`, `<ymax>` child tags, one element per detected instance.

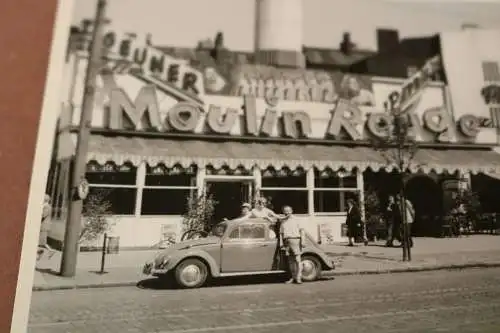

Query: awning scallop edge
<box><xmin>86</xmin><ymin>135</ymin><xmax>500</xmax><ymax>175</ymax></box>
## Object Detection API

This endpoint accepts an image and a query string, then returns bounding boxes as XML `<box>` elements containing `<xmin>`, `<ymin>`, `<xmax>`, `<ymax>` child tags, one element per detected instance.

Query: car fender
<box><xmin>302</xmin><ymin>250</ymin><xmax>335</xmax><ymax>270</ymax></box>
<box><xmin>164</xmin><ymin>249</ymin><xmax>221</xmax><ymax>277</ymax></box>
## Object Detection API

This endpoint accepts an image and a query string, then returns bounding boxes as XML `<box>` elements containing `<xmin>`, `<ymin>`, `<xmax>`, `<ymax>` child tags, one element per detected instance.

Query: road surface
<box><xmin>28</xmin><ymin>268</ymin><xmax>500</xmax><ymax>333</ymax></box>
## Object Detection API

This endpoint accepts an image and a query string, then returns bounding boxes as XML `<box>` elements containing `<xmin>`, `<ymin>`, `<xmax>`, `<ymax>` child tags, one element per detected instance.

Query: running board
<box><xmin>219</xmin><ymin>270</ymin><xmax>286</xmax><ymax>277</ymax></box>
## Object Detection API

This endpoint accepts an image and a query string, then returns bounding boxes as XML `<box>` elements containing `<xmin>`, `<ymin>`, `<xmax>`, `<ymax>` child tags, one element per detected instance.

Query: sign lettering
<box><xmin>106</xmin><ymin>85</ymin><xmax>491</xmax><ymax>142</ymax></box>
<box><xmin>109</xmin><ymin>86</ymin><xmax>162</xmax><ymax>131</ymax></box>
<box><xmin>327</xmin><ymin>99</ymin><xmax>363</xmax><ymax>140</ymax></box>
<box><xmin>237</xmin><ymin>76</ymin><xmax>337</xmax><ymax>104</ymax></box>
<box><xmin>385</xmin><ymin>56</ymin><xmax>441</xmax><ymax>112</ymax></box>
<box><xmin>73</xmin><ymin>21</ymin><xmax>205</xmax><ymax>98</ymax></box>
<box><xmin>167</xmin><ymin>102</ymin><xmax>202</xmax><ymax>132</ymax></box>
<box><xmin>458</xmin><ymin>114</ymin><xmax>480</xmax><ymax>138</ymax></box>
<box><xmin>281</xmin><ymin>111</ymin><xmax>312</xmax><ymax>138</ymax></box>
<box><xmin>366</xmin><ymin>113</ymin><xmax>392</xmax><ymax>139</ymax></box>
<box><xmin>206</xmin><ymin>105</ymin><xmax>239</xmax><ymax>134</ymax></box>
<box><xmin>103</xmin><ymin>32</ymin><xmax>203</xmax><ymax>96</ymax></box>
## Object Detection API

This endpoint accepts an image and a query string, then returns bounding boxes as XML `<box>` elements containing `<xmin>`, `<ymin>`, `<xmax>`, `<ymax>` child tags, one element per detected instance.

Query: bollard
<box><xmin>99</xmin><ymin>233</ymin><xmax>108</xmax><ymax>274</ymax></box>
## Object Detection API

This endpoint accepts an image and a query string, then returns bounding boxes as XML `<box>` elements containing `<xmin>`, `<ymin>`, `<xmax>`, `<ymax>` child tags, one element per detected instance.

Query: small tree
<box><xmin>80</xmin><ymin>189</ymin><xmax>114</xmax><ymax>245</ymax></box>
<box><xmin>364</xmin><ymin>188</ymin><xmax>383</xmax><ymax>240</ymax></box>
<box><xmin>371</xmin><ymin>111</ymin><xmax>419</xmax><ymax>261</ymax></box>
<box><xmin>182</xmin><ymin>192</ymin><xmax>218</xmax><ymax>235</ymax></box>
<box><xmin>452</xmin><ymin>187</ymin><xmax>482</xmax><ymax>231</ymax></box>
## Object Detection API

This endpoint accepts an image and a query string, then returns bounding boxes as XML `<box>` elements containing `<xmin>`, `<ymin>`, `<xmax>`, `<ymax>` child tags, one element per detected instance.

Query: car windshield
<box><xmin>210</xmin><ymin>222</ymin><xmax>227</xmax><ymax>237</ymax></box>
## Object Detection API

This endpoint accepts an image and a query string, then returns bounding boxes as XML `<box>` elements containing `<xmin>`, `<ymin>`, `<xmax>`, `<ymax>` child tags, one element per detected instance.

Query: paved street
<box><xmin>28</xmin><ymin>267</ymin><xmax>500</xmax><ymax>333</ymax></box>
<box><xmin>32</xmin><ymin>235</ymin><xmax>500</xmax><ymax>290</ymax></box>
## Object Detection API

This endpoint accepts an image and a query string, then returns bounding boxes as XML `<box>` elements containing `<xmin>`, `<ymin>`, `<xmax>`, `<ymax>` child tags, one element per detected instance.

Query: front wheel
<box><xmin>174</xmin><ymin>259</ymin><xmax>209</xmax><ymax>289</ymax></box>
<box><xmin>301</xmin><ymin>255</ymin><xmax>322</xmax><ymax>282</ymax></box>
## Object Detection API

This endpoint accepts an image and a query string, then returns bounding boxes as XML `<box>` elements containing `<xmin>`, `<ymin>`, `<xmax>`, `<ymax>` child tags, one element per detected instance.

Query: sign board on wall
<box><xmin>206</xmin><ymin>64</ymin><xmax>376</xmax><ymax>105</ymax></box>
<box><xmin>65</xmin><ymin>28</ymin><xmax>497</xmax><ymax>146</ymax></box>
<box><xmin>83</xmin><ymin>71</ymin><xmax>495</xmax><ymax>145</ymax></box>
<box><xmin>70</xmin><ymin>21</ymin><xmax>375</xmax><ymax>106</ymax></box>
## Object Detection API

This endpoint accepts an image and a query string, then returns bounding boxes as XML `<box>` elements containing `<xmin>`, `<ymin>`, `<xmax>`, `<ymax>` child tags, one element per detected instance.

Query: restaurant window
<box><xmin>140</xmin><ymin>163</ymin><xmax>197</xmax><ymax>216</ymax></box>
<box><xmin>260</xmin><ymin>167</ymin><xmax>308</xmax><ymax>214</ymax></box>
<box><xmin>313</xmin><ymin>168</ymin><xmax>358</xmax><ymax>213</ymax></box>
<box><xmin>84</xmin><ymin>161</ymin><xmax>138</xmax><ymax>216</ymax></box>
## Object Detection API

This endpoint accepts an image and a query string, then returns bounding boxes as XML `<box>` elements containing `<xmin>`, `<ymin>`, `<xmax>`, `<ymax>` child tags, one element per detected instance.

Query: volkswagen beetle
<box><xmin>142</xmin><ymin>218</ymin><xmax>335</xmax><ymax>288</ymax></box>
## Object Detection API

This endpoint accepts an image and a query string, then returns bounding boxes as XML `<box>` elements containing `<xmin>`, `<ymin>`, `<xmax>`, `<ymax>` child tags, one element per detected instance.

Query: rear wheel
<box><xmin>174</xmin><ymin>259</ymin><xmax>209</xmax><ymax>288</ymax></box>
<box><xmin>301</xmin><ymin>255</ymin><xmax>322</xmax><ymax>282</ymax></box>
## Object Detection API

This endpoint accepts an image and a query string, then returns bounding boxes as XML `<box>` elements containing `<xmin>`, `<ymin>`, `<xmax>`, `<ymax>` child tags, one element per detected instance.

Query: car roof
<box><xmin>222</xmin><ymin>218</ymin><xmax>272</xmax><ymax>227</ymax></box>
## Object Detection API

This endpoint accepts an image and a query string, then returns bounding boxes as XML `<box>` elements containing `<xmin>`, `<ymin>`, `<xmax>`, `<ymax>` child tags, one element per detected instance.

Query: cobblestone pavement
<box><xmin>28</xmin><ymin>267</ymin><xmax>500</xmax><ymax>333</ymax></box>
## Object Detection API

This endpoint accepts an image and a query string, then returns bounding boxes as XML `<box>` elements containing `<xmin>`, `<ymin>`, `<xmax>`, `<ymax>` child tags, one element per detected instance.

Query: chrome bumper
<box><xmin>143</xmin><ymin>262</ymin><xmax>169</xmax><ymax>276</ymax></box>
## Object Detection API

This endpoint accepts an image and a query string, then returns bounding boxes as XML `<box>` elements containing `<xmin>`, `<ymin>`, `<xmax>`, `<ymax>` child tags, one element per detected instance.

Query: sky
<box><xmin>71</xmin><ymin>0</ymin><xmax>500</xmax><ymax>51</ymax></box>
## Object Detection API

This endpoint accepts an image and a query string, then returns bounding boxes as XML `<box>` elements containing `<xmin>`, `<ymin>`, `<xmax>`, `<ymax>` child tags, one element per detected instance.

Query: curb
<box><xmin>32</xmin><ymin>262</ymin><xmax>500</xmax><ymax>292</ymax></box>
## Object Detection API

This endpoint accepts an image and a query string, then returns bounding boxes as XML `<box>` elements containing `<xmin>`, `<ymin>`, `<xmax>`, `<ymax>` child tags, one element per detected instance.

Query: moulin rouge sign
<box><xmin>103</xmin><ymin>82</ymin><xmax>490</xmax><ymax>143</ymax></box>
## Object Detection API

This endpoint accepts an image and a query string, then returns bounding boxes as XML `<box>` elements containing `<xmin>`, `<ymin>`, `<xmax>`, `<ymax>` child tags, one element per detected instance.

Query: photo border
<box><xmin>7</xmin><ymin>0</ymin><xmax>76</xmax><ymax>332</ymax></box>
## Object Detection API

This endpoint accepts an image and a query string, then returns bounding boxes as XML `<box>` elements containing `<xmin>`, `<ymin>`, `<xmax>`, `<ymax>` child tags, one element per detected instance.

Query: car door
<box><xmin>220</xmin><ymin>222</ymin><xmax>276</xmax><ymax>273</ymax></box>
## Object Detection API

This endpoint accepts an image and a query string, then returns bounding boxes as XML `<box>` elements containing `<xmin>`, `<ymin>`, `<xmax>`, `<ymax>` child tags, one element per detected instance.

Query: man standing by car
<box><xmin>279</xmin><ymin>206</ymin><xmax>304</xmax><ymax>284</ymax></box>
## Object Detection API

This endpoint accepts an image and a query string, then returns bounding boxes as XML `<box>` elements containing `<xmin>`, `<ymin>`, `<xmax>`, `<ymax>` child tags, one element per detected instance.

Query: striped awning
<box><xmin>86</xmin><ymin>134</ymin><xmax>500</xmax><ymax>174</ymax></box>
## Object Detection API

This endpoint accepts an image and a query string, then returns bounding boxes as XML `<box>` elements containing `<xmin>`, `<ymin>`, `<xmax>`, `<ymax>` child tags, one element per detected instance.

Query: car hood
<box><xmin>151</xmin><ymin>236</ymin><xmax>221</xmax><ymax>265</ymax></box>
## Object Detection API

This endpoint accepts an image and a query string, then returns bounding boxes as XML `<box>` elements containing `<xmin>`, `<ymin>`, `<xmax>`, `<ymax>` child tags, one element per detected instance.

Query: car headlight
<box><xmin>158</xmin><ymin>256</ymin><xmax>170</xmax><ymax>269</ymax></box>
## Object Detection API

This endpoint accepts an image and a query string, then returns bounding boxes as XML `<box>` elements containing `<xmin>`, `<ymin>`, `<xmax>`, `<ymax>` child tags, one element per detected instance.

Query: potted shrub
<box><xmin>80</xmin><ymin>189</ymin><xmax>115</xmax><ymax>251</ymax></box>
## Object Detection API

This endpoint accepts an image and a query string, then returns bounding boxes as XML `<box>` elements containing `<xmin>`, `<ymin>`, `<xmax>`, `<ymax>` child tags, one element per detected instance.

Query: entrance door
<box><xmin>205</xmin><ymin>181</ymin><xmax>253</xmax><ymax>223</ymax></box>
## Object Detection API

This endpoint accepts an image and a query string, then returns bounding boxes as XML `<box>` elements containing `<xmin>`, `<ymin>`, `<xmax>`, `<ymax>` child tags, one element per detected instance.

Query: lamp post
<box><xmin>60</xmin><ymin>0</ymin><xmax>107</xmax><ymax>277</ymax></box>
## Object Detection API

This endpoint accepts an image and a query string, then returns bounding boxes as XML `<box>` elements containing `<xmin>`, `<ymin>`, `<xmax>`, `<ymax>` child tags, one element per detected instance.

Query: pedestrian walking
<box><xmin>396</xmin><ymin>194</ymin><xmax>415</xmax><ymax>247</ymax></box>
<box><xmin>279</xmin><ymin>206</ymin><xmax>304</xmax><ymax>284</ymax></box>
<box><xmin>345</xmin><ymin>198</ymin><xmax>361</xmax><ymax>246</ymax></box>
<box><xmin>37</xmin><ymin>194</ymin><xmax>55</xmax><ymax>261</ymax></box>
<box><xmin>385</xmin><ymin>195</ymin><xmax>401</xmax><ymax>247</ymax></box>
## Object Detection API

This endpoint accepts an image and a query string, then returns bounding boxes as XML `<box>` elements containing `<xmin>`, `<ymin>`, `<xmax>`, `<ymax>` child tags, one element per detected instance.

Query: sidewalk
<box><xmin>33</xmin><ymin>235</ymin><xmax>500</xmax><ymax>291</ymax></box>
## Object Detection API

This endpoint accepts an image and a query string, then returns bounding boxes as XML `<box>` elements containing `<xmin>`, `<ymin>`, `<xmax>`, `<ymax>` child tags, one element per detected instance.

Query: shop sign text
<box><xmin>106</xmin><ymin>85</ymin><xmax>489</xmax><ymax>142</ymax></box>
<box><xmin>383</xmin><ymin>56</ymin><xmax>441</xmax><ymax>112</ymax></box>
<box><xmin>72</xmin><ymin>21</ymin><xmax>204</xmax><ymax>97</ymax></box>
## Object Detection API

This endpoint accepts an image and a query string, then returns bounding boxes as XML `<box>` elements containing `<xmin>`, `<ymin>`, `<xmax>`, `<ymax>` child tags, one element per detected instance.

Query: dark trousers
<box><xmin>406</xmin><ymin>223</ymin><xmax>413</xmax><ymax>247</ymax></box>
<box><xmin>391</xmin><ymin>223</ymin><xmax>413</xmax><ymax>247</ymax></box>
<box><xmin>386</xmin><ymin>222</ymin><xmax>401</xmax><ymax>245</ymax></box>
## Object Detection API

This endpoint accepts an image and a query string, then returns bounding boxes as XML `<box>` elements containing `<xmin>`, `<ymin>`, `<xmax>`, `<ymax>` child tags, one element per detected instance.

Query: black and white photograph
<box><xmin>13</xmin><ymin>0</ymin><xmax>500</xmax><ymax>332</ymax></box>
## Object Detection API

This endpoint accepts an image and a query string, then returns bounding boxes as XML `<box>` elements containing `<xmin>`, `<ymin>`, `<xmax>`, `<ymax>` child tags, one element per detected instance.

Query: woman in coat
<box><xmin>346</xmin><ymin>198</ymin><xmax>362</xmax><ymax>246</ymax></box>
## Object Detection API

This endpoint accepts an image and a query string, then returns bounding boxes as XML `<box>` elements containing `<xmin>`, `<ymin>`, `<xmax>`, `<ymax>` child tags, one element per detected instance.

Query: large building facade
<box><xmin>48</xmin><ymin>2</ymin><xmax>500</xmax><ymax>249</ymax></box>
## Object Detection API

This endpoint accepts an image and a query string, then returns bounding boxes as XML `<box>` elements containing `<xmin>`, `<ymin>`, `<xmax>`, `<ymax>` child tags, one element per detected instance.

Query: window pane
<box><xmin>314</xmin><ymin>169</ymin><xmax>357</xmax><ymax>188</ymax></box>
<box><xmin>261</xmin><ymin>190</ymin><xmax>308</xmax><ymax>214</ymax></box>
<box><xmin>83</xmin><ymin>187</ymin><xmax>137</xmax><ymax>215</ymax></box>
<box><xmin>314</xmin><ymin>190</ymin><xmax>358</xmax><ymax>213</ymax></box>
<box><xmin>86</xmin><ymin>162</ymin><xmax>137</xmax><ymax>185</ymax></box>
<box><xmin>145</xmin><ymin>164</ymin><xmax>197</xmax><ymax>186</ymax></box>
<box><xmin>141</xmin><ymin>189</ymin><xmax>197</xmax><ymax>215</ymax></box>
<box><xmin>145</xmin><ymin>174</ymin><xmax>196</xmax><ymax>187</ymax></box>
<box><xmin>262</xmin><ymin>175</ymin><xmax>306</xmax><ymax>188</ymax></box>
<box><xmin>239</xmin><ymin>224</ymin><xmax>266</xmax><ymax>239</ymax></box>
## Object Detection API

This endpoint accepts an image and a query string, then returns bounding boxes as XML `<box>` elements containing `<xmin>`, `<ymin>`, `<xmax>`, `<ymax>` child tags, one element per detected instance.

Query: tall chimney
<box><xmin>377</xmin><ymin>28</ymin><xmax>399</xmax><ymax>54</ymax></box>
<box><xmin>254</xmin><ymin>0</ymin><xmax>305</xmax><ymax>68</ymax></box>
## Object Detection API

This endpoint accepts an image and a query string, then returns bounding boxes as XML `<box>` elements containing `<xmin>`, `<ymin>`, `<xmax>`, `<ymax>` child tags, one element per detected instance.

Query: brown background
<box><xmin>0</xmin><ymin>0</ymin><xmax>59</xmax><ymax>331</ymax></box>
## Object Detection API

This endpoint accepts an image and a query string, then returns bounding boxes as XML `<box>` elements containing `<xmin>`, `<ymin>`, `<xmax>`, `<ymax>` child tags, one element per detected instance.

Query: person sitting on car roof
<box><xmin>250</xmin><ymin>197</ymin><xmax>279</xmax><ymax>221</ymax></box>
